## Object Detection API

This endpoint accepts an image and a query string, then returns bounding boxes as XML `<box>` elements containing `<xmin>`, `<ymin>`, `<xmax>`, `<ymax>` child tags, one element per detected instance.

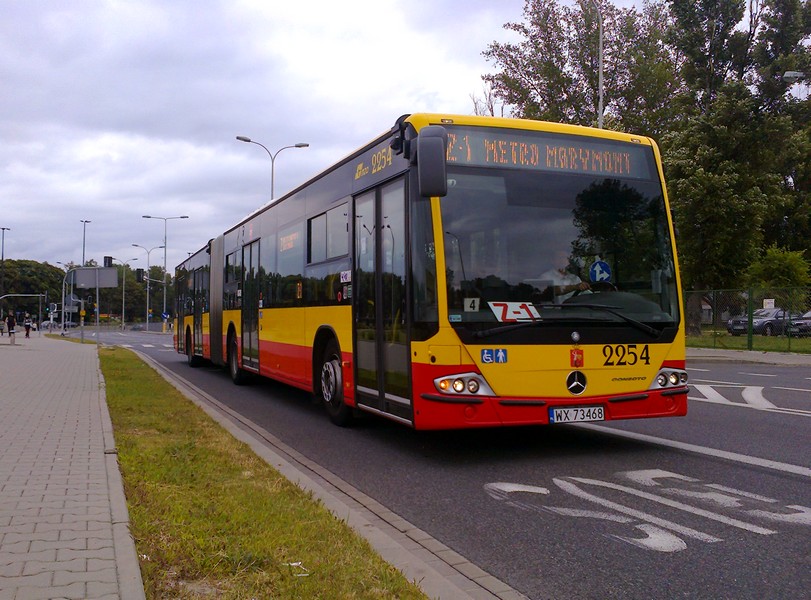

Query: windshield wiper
<box><xmin>471</xmin><ymin>303</ymin><xmax>662</xmax><ymax>339</ymax></box>
<box><xmin>555</xmin><ymin>303</ymin><xmax>662</xmax><ymax>337</ymax></box>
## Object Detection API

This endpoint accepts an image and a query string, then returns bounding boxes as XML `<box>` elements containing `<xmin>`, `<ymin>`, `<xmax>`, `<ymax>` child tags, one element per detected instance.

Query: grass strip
<box><xmin>99</xmin><ymin>346</ymin><xmax>428</xmax><ymax>599</ymax></box>
<box><xmin>687</xmin><ymin>332</ymin><xmax>811</xmax><ymax>353</ymax></box>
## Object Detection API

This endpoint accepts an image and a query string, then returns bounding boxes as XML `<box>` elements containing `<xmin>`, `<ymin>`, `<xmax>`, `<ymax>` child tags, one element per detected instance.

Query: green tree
<box><xmin>0</xmin><ymin>260</ymin><xmax>64</xmax><ymax>318</ymax></box>
<box><xmin>663</xmin><ymin>0</ymin><xmax>811</xmax><ymax>287</ymax></box>
<box><xmin>747</xmin><ymin>244</ymin><xmax>810</xmax><ymax>287</ymax></box>
<box><xmin>663</xmin><ymin>82</ymin><xmax>790</xmax><ymax>289</ymax></box>
<box><xmin>751</xmin><ymin>0</ymin><xmax>810</xmax><ymax>108</ymax></box>
<box><xmin>482</xmin><ymin>0</ymin><xmax>681</xmax><ymax>137</ymax></box>
<box><xmin>746</xmin><ymin>244</ymin><xmax>810</xmax><ymax>312</ymax></box>
<box><xmin>480</xmin><ymin>0</ymin><xmax>811</xmax><ymax>293</ymax></box>
<box><xmin>610</xmin><ymin>1</ymin><xmax>686</xmax><ymax>137</ymax></box>
<box><xmin>667</xmin><ymin>0</ymin><xmax>749</xmax><ymax>108</ymax></box>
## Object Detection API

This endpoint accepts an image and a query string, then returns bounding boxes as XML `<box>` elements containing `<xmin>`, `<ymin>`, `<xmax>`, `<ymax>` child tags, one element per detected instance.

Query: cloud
<box><xmin>0</xmin><ymin>0</ymin><xmax>524</xmax><ymax>269</ymax></box>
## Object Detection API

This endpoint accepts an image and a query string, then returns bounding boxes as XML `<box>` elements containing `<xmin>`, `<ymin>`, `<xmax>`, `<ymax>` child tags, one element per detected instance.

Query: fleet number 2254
<box><xmin>602</xmin><ymin>344</ymin><xmax>650</xmax><ymax>366</ymax></box>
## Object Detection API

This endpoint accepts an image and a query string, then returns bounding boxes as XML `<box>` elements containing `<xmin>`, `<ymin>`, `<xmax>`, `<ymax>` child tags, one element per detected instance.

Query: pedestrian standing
<box><xmin>6</xmin><ymin>312</ymin><xmax>16</xmax><ymax>345</ymax></box>
<box><xmin>0</xmin><ymin>318</ymin><xmax>4</xmax><ymax>336</ymax></box>
<box><xmin>24</xmin><ymin>313</ymin><xmax>32</xmax><ymax>338</ymax></box>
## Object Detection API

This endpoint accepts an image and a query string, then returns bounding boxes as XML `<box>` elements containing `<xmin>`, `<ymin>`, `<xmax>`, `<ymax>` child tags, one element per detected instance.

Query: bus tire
<box><xmin>320</xmin><ymin>340</ymin><xmax>352</xmax><ymax>426</ymax></box>
<box><xmin>186</xmin><ymin>330</ymin><xmax>200</xmax><ymax>367</ymax></box>
<box><xmin>228</xmin><ymin>332</ymin><xmax>249</xmax><ymax>385</ymax></box>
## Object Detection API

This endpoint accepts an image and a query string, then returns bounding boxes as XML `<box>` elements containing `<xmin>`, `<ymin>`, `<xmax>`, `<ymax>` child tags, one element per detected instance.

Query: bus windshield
<box><xmin>441</xmin><ymin>161</ymin><xmax>679</xmax><ymax>343</ymax></box>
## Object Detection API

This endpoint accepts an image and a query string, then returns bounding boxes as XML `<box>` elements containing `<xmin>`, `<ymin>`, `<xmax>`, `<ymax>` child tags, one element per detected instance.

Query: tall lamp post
<box><xmin>142</xmin><ymin>214</ymin><xmax>188</xmax><ymax>332</ymax></box>
<box><xmin>80</xmin><ymin>220</ymin><xmax>91</xmax><ymax>265</ymax></box>
<box><xmin>588</xmin><ymin>0</ymin><xmax>604</xmax><ymax>128</ymax></box>
<box><xmin>132</xmin><ymin>244</ymin><xmax>164</xmax><ymax>332</ymax></box>
<box><xmin>1</xmin><ymin>226</ymin><xmax>9</xmax><ymax>304</ymax></box>
<box><xmin>111</xmin><ymin>257</ymin><xmax>138</xmax><ymax>331</ymax></box>
<box><xmin>235</xmin><ymin>136</ymin><xmax>309</xmax><ymax>200</ymax></box>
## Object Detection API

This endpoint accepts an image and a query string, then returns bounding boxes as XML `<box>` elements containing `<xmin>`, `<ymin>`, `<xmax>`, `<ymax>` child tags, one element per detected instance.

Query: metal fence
<box><xmin>683</xmin><ymin>287</ymin><xmax>811</xmax><ymax>352</ymax></box>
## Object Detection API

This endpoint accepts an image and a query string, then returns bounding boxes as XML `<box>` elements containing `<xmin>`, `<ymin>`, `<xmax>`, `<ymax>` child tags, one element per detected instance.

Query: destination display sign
<box><xmin>444</xmin><ymin>126</ymin><xmax>655</xmax><ymax>180</ymax></box>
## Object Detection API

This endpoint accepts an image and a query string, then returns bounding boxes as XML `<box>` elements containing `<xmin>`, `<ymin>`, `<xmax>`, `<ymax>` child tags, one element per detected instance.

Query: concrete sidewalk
<box><xmin>687</xmin><ymin>346</ymin><xmax>811</xmax><ymax>366</ymax></box>
<box><xmin>0</xmin><ymin>334</ymin><xmax>144</xmax><ymax>600</ymax></box>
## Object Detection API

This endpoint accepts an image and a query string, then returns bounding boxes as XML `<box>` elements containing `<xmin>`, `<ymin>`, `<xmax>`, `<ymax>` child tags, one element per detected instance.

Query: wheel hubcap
<box><xmin>322</xmin><ymin>361</ymin><xmax>337</xmax><ymax>404</ymax></box>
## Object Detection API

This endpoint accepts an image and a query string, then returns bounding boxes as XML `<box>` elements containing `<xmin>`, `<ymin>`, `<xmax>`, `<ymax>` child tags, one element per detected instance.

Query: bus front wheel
<box><xmin>320</xmin><ymin>341</ymin><xmax>352</xmax><ymax>426</ymax></box>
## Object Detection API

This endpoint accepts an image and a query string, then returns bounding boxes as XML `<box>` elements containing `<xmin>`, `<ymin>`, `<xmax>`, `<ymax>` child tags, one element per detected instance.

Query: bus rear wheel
<box><xmin>320</xmin><ymin>341</ymin><xmax>352</xmax><ymax>426</ymax></box>
<box><xmin>228</xmin><ymin>333</ymin><xmax>248</xmax><ymax>385</ymax></box>
<box><xmin>186</xmin><ymin>331</ymin><xmax>200</xmax><ymax>367</ymax></box>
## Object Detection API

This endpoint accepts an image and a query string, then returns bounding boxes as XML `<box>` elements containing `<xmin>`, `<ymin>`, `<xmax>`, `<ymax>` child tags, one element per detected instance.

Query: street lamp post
<box><xmin>80</xmin><ymin>220</ymin><xmax>91</xmax><ymax>266</ymax></box>
<box><xmin>111</xmin><ymin>257</ymin><xmax>138</xmax><ymax>331</ymax></box>
<box><xmin>132</xmin><ymin>244</ymin><xmax>164</xmax><ymax>331</ymax></box>
<box><xmin>57</xmin><ymin>261</ymin><xmax>70</xmax><ymax>331</ymax></box>
<box><xmin>142</xmin><ymin>215</ymin><xmax>188</xmax><ymax>331</ymax></box>
<box><xmin>588</xmin><ymin>0</ymin><xmax>604</xmax><ymax>128</ymax></box>
<box><xmin>235</xmin><ymin>136</ymin><xmax>309</xmax><ymax>200</ymax></box>
<box><xmin>1</xmin><ymin>226</ymin><xmax>9</xmax><ymax>302</ymax></box>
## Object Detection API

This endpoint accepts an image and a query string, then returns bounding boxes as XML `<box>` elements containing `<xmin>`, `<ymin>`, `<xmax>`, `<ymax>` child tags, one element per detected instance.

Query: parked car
<box><xmin>726</xmin><ymin>307</ymin><xmax>800</xmax><ymax>336</ymax></box>
<box><xmin>789</xmin><ymin>310</ymin><xmax>811</xmax><ymax>337</ymax></box>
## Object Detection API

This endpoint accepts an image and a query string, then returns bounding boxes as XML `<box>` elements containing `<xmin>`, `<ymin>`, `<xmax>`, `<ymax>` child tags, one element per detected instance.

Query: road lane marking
<box><xmin>611</xmin><ymin>523</ymin><xmax>688</xmax><ymax>552</ymax></box>
<box><xmin>693</xmin><ymin>385</ymin><xmax>731</xmax><ymax>403</ymax></box>
<box><xmin>741</xmin><ymin>386</ymin><xmax>776</xmax><ymax>409</ymax></box>
<box><xmin>689</xmin><ymin>396</ymin><xmax>811</xmax><ymax>417</ymax></box>
<box><xmin>577</xmin><ymin>424</ymin><xmax>811</xmax><ymax>478</ymax></box>
<box><xmin>487</xmin><ymin>468</ymin><xmax>809</xmax><ymax>554</ymax></box>
<box><xmin>706</xmin><ymin>484</ymin><xmax>777</xmax><ymax>503</ymax></box>
<box><xmin>553</xmin><ymin>478</ymin><xmax>722</xmax><ymax>542</ymax></box>
<box><xmin>740</xmin><ymin>372</ymin><xmax>777</xmax><ymax>377</ymax></box>
<box><xmin>568</xmin><ymin>477</ymin><xmax>776</xmax><ymax>535</ymax></box>
<box><xmin>774</xmin><ymin>386</ymin><xmax>811</xmax><ymax>394</ymax></box>
<box><xmin>690</xmin><ymin>384</ymin><xmax>807</xmax><ymax>414</ymax></box>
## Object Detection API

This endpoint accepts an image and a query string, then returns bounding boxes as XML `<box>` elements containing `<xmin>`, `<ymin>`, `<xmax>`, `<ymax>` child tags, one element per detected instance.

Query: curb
<box><xmin>96</xmin><ymin>352</ymin><xmax>147</xmax><ymax>600</ymax></box>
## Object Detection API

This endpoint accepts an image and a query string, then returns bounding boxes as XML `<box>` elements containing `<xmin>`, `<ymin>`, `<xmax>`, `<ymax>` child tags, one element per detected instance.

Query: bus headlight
<box><xmin>433</xmin><ymin>372</ymin><xmax>495</xmax><ymax>396</ymax></box>
<box><xmin>651</xmin><ymin>369</ymin><xmax>688</xmax><ymax>390</ymax></box>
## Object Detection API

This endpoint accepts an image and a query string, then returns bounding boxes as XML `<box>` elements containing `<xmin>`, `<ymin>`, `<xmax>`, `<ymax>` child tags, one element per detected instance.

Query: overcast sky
<box><xmin>2</xmin><ymin>0</ymin><xmax>634</xmax><ymax>272</ymax></box>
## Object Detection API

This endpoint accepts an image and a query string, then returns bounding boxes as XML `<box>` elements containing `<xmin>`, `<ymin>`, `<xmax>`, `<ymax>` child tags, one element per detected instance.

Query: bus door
<box><xmin>241</xmin><ymin>240</ymin><xmax>260</xmax><ymax>371</ymax></box>
<box><xmin>192</xmin><ymin>267</ymin><xmax>204</xmax><ymax>356</ymax></box>
<box><xmin>354</xmin><ymin>178</ymin><xmax>412</xmax><ymax>423</ymax></box>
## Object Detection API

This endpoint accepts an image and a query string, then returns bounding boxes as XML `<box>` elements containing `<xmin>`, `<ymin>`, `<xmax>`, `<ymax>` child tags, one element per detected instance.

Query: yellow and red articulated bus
<box><xmin>175</xmin><ymin>113</ymin><xmax>688</xmax><ymax>430</ymax></box>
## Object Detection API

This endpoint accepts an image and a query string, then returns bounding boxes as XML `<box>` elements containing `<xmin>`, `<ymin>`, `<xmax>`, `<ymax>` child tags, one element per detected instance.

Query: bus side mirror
<box><xmin>416</xmin><ymin>125</ymin><xmax>448</xmax><ymax>198</ymax></box>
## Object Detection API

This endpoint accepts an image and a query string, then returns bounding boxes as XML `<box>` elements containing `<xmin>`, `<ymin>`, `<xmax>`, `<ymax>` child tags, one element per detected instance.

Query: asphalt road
<box><xmin>93</xmin><ymin>329</ymin><xmax>811</xmax><ymax>600</ymax></box>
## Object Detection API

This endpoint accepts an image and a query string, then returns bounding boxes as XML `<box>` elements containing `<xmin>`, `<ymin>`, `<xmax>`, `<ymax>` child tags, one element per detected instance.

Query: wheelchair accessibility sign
<box><xmin>481</xmin><ymin>349</ymin><xmax>508</xmax><ymax>364</ymax></box>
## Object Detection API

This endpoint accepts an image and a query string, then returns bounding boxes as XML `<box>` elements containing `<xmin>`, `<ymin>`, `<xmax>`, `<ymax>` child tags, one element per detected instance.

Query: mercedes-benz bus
<box><xmin>175</xmin><ymin>113</ymin><xmax>688</xmax><ymax>430</ymax></box>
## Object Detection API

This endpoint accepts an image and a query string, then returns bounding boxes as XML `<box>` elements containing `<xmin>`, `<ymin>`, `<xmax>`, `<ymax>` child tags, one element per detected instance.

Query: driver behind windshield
<box><xmin>539</xmin><ymin>250</ymin><xmax>590</xmax><ymax>303</ymax></box>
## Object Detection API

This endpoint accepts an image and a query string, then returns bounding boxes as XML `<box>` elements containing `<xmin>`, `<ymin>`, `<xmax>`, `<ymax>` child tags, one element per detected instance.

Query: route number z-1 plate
<box><xmin>549</xmin><ymin>405</ymin><xmax>605</xmax><ymax>424</ymax></box>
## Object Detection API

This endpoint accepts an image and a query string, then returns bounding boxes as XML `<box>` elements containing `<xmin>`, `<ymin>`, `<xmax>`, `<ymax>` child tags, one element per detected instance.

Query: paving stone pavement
<box><xmin>0</xmin><ymin>333</ymin><xmax>144</xmax><ymax>600</ymax></box>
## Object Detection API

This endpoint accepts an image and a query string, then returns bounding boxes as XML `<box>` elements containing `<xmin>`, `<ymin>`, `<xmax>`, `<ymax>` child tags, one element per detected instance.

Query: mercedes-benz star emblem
<box><xmin>566</xmin><ymin>371</ymin><xmax>587</xmax><ymax>395</ymax></box>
